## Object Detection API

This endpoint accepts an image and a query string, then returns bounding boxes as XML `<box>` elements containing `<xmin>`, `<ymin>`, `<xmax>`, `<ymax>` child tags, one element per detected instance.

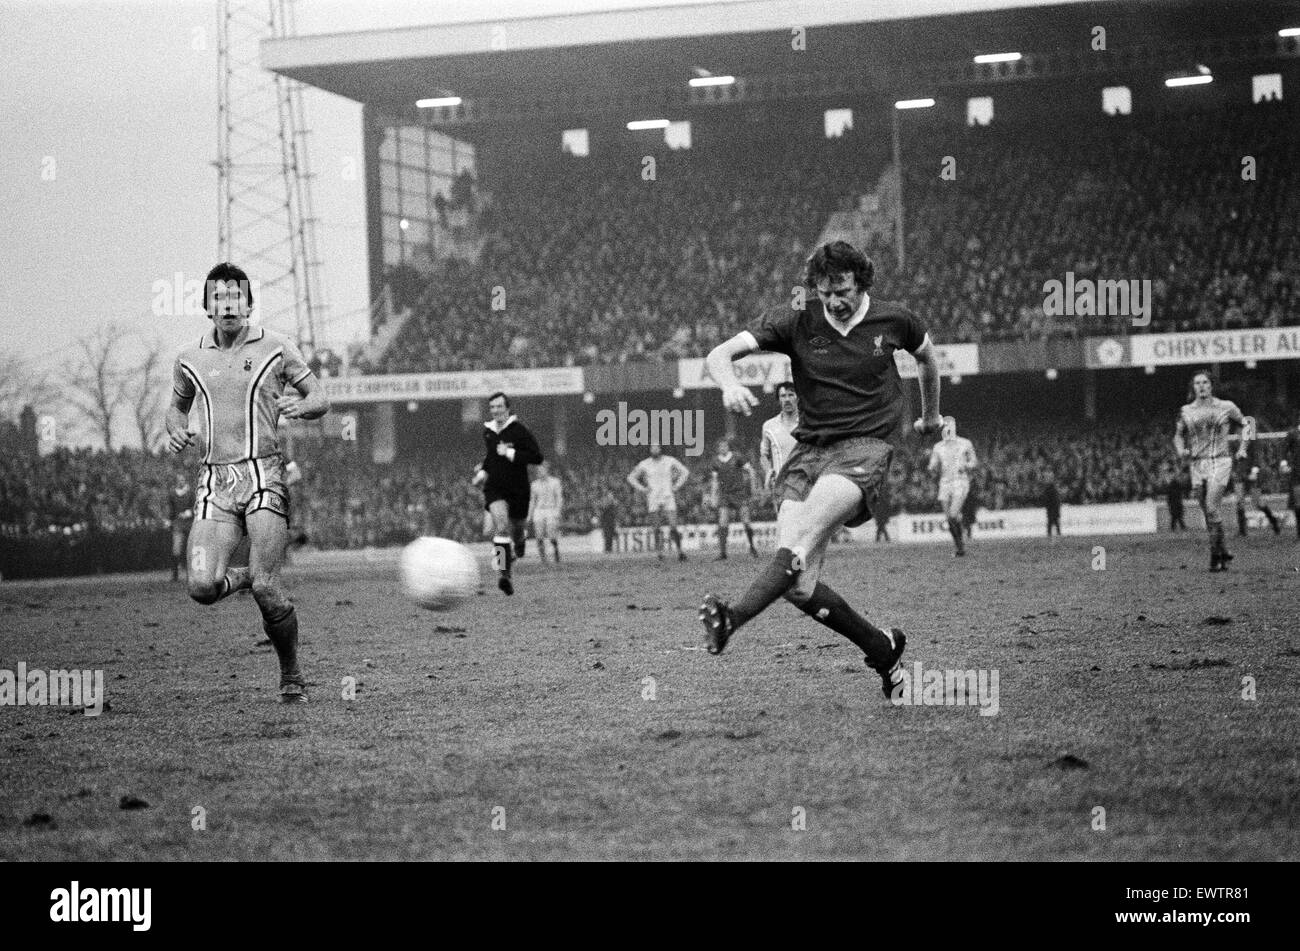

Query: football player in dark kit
<box><xmin>699</xmin><ymin>241</ymin><xmax>944</xmax><ymax>698</ymax></box>
<box><xmin>708</xmin><ymin>437</ymin><xmax>759</xmax><ymax>559</ymax></box>
<box><xmin>472</xmin><ymin>392</ymin><xmax>543</xmax><ymax>595</ymax></box>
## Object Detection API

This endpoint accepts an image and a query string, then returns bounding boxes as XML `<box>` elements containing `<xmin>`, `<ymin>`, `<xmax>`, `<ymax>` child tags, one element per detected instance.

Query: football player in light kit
<box><xmin>1174</xmin><ymin>371</ymin><xmax>1253</xmax><ymax>571</ymax></box>
<box><xmin>699</xmin><ymin>240</ymin><xmax>943</xmax><ymax>698</ymax></box>
<box><xmin>760</xmin><ymin>382</ymin><xmax>799</xmax><ymax>514</ymax></box>
<box><xmin>626</xmin><ymin>443</ymin><xmax>690</xmax><ymax>561</ymax></box>
<box><xmin>472</xmin><ymin>392</ymin><xmax>544</xmax><ymax>595</ymax></box>
<box><xmin>928</xmin><ymin>416</ymin><xmax>978</xmax><ymax>557</ymax></box>
<box><xmin>166</xmin><ymin>262</ymin><xmax>330</xmax><ymax>704</ymax></box>
<box><xmin>529</xmin><ymin>461</ymin><xmax>564</xmax><ymax>563</ymax></box>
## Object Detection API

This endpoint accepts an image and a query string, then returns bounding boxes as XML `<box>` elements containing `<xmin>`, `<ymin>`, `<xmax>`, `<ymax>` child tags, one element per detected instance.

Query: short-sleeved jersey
<box><xmin>172</xmin><ymin>326</ymin><xmax>311</xmax><ymax>465</ymax></box>
<box><xmin>1176</xmin><ymin>398</ymin><xmax>1244</xmax><ymax>461</ymax></box>
<box><xmin>630</xmin><ymin>455</ymin><xmax>688</xmax><ymax>496</ymax></box>
<box><xmin>761</xmin><ymin>414</ymin><xmax>798</xmax><ymax>477</ymax></box>
<box><xmin>748</xmin><ymin>297</ymin><xmax>927</xmax><ymax>446</ymax></box>
<box><xmin>530</xmin><ymin>475</ymin><xmax>563</xmax><ymax>512</ymax></box>
<box><xmin>711</xmin><ymin>453</ymin><xmax>752</xmax><ymax>496</ymax></box>
<box><xmin>929</xmin><ymin>436</ymin><xmax>977</xmax><ymax>483</ymax></box>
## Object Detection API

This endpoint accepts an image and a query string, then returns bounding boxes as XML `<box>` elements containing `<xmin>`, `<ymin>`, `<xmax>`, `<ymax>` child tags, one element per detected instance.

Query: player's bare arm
<box><xmin>671</xmin><ymin>460</ymin><xmax>689</xmax><ymax>492</ymax></box>
<box><xmin>1174</xmin><ymin>414</ymin><xmax>1190</xmax><ymax>459</ymax></box>
<box><xmin>166</xmin><ymin>389</ymin><xmax>196</xmax><ymax>454</ymax></box>
<box><xmin>626</xmin><ymin>468</ymin><xmax>648</xmax><ymax>493</ymax></box>
<box><xmin>911</xmin><ymin>335</ymin><xmax>943</xmax><ymax>435</ymax></box>
<box><xmin>705</xmin><ymin>331</ymin><xmax>761</xmax><ymax>416</ymax></box>
<box><xmin>276</xmin><ymin>372</ymin><xmax>330</xmax><ymax>421</ymax></box>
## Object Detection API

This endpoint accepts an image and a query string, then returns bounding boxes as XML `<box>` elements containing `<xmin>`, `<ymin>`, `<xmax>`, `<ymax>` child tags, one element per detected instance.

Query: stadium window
<box><xmin>1252</xmin><ymin>74</ymin><xmax>1282</xmax><ymax>102</ymax></box>
<box><xmin>824</xmin><ymin>109</ymin><xmax>853</xmax><ymax>138</ymax></box>
<box><xmin>665</xmin><ymin>120</ymin><xmax>692</xmax><ymax>150</ymax></box>
<box><xmin>562</xmin><ymin>128</ymin><xmax>590</xmax><ymax>157</ymax></box>
<box><xmin>966</xmin><ymin>96</ymin><xmax>993</xmax><ymax>126</ymax></box>
<box><xmin>1102</xmin><ymin>86</ymin><xmax>1132</xmax><ymax>116</ymax></box>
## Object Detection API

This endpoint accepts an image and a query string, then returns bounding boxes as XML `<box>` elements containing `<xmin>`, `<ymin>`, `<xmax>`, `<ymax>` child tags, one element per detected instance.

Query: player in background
<box><xmin>529</xmin><ymin>461</ymin><xmax>564</xmax><ymax>563</ymax></box>
<box><xmin>1280</xmin><ymin>410</ymin><xmax>1300</xmax><ymax>538</ymax></box>
<box><xmin>1174</xmin><ymin>370</ymin><xmax>1252</xmax><ymax>571</ymax></box>
<box><xmin>472</xmin><ymin>392</ymin><xmax>543</xmax><ymax>594</ymax></box>
<box><xmin>927</xmin><ymin>416</ymin><xmax>977</xmax><ymax>556</ymax></box>
<box><xmin>626</xmin><ymin>443</ymin><xmax>689</xmax><ymax>561</ymax></box>
<box><xmin>760</xmin><ymin>382</ymin><xmax>799</xmax><ymax>515</ymax></box>
<box><xmin>168</xmin><ymin>471</ymin><xmax>193</xmax><ymax>582</ymax></box>
<box><xmin>1233</xmin><ymin>432</ymin><xmax>1281</xmax><ymax>536</ymax></box>
<box><xmin>166</xmin><ymin>262</ymin><xmax>330</xmax><ymax>703</ymax></box>
<box><xmin>708</xmin><ymin>438</ymin><xmax>760</xmax><ymax>560</ymax></box>
<box><xmin>699</xmin><ymin>240</ymin><xmax>943</xmax><ymax>697</ymax></box>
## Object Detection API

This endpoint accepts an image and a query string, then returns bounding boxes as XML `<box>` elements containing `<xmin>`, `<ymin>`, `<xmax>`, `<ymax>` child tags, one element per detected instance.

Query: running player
<box><xmin>626</xmin><ymin>443</ymin><xmax>689</xmax><ymax>562</ymax></box>
<box><xmin>1173</xmin><ymin>370</ymin><xmax>1252</xmax><ymax>571</ymax></box>
<box><xmin>927</xmin><ymin>416</ymin><xmax>977</xmax><ymax>556</ymax></box>
<box><xmin>167</xmin><ymin>471</ymin><xmax>192</xmax><ymax>582</ymax></box>
<box><xmin>708</xmin><ymin>438</ymin><xmax>759</xmax><ymax>560</ymax></box>
<box><xmin>529</xmin><ymin>461</ymin><xmax>564</xmax><ymax>563</ymax></box>
<box><xmin>166</xmin><ymin>262</ymin><xmax>330</xmax><ymax>703</ymax></box>
<box><xmin>699</xmin><ymin>240</ymin><xmax>943</xmax><ymax>697</ymax></box>
<box><xmin>759</xmin><ymin>382</ymin><xmax>799</xmax><ymax>511</ymax></box>
<box><xmin>472</xmin><ymin>392</ymin><xmax>543</xmax><ymax>594</ymax></box>
<box><xmin>1233</xmin><ymin>425</ymin><xmax>1280</xmax><ymax>536</ymax></box>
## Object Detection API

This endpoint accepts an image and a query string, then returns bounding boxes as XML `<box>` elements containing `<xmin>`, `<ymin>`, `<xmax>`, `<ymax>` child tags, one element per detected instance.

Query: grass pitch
<box><xmin>2</xmin><ymin>533</ymin><xmax>1297</xmax><ymax>861</ymax></box>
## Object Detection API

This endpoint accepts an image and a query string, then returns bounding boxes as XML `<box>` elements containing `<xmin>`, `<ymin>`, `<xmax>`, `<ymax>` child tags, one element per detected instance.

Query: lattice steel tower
<box><xmin>216</xmin><ymin>0</ymin><xmax>325</xmax><ymax>356</ymax></box>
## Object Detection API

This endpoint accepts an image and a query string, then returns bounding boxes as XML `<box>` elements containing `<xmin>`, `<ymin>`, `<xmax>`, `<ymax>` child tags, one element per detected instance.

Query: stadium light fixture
<box><xmin>895</xmin><ymin>98</ymin><xmax>936</xmax><ymax>110</ymax></box>
<box><xmin>1045</xmin><ymin>368</ymin><xmax>1058</xmax><ymax>381</ymax></box>
<box><xmin>399</xmin><ymin>218</ymin><xmax>409</xmax><ymax>230</ymax></box>
<box><xmin>689</xmin><ymin>75</ymin><xmax>735</xmax><ymax>87</ymax></box>
<box><xmin>973</xmin><ymin>52</ymin><xmax>1021</xmax><ymax>64</ymax></box>
<box><xmin>416</xmin><ymin>96</ymin><xmax>462</xmax><ymax>108</ymax></box>
<box><xmin>950</xmin><ymin>374</ymin><xmax>962</xmax><ymax>385</ymax></box>
<box><xmin>1166</xmin><ymin>75</ymin><xmax>1213</xmax><ymax>87</ymax></box>
<box><xmin>627</xmin><ymin>119</ymin><xmax>671</xmax><ymax>130</ymax></box>
<box><xmin>1279</xmin><ymin>27</ymin><xmax>1300</xmax><ymax>37</ymax></box>
<box><xmin>1144</xmin><ymin>365</ymin><xmax>1156</xmax><ymax>375</ymax></box>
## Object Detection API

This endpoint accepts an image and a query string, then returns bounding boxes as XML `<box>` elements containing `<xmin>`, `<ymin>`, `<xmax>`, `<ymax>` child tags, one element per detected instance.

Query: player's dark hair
<box><xmin>1188</xmin><ymin>369</ymin><xmax>1214</xmax><ymax>400</ymax></box>
<box><xmin>488</xmin><ymin>391</ymin><xmax>510</xmax><ymax>407</ymax></box>
<box><xmin>804</xmin><ymin>240</ymin><xmax>874</xmax><ymax>291</ymax></box>
<box><xmin>203</xmin><ymin>262</ymin><xmax>254</xmax><ymax>316</ymax></box>
<box><xmin>776</xmin><ymin>381</ymin><xmax>797</xmax><ymax>397</ymax></box>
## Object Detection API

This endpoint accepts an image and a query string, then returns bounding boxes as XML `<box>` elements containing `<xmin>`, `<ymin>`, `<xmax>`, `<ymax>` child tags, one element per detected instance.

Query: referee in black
<box><xmin>472</xmin><ymin>391</ymin><xmax>543</xmax><ymax>595</ymax></box>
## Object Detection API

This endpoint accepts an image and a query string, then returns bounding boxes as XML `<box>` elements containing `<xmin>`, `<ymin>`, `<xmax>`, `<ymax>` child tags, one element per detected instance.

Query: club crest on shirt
<box><xmin>873</xmin><ymin>335</ymin><xmax>885</xmax><ymax>356</ymax></box>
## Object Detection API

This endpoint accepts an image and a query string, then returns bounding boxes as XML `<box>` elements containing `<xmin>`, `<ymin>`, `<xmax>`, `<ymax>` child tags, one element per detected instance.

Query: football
<box><xmin>398</xmin><ymin>537</ymin><xmax>480</xmax><ymax>610</ymax></box>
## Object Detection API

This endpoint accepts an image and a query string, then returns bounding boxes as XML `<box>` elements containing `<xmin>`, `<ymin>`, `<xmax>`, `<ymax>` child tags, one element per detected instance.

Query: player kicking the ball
<box><xmin>698</xmin><ymin>240</ymin><xmax>943</xmax><ymax>698</ymax></box>
<box><xmin>928</xmin><ymin>416</ymin><xmax>978</xmax><ymax>556</ymax></box>
<box><xmin>1174</xmin><ymin>370</ymin><xmax>1253</xmax><ymax>571</ymax></box>
<box><xmin>167</xmin><ymin>263</ymin><xmax>330</xmax><ymax>704</ymax></box>
<box><xmin>472</xmin><ymin>392</ymin><xmax>543</xmax><ymax>594</ymax></box>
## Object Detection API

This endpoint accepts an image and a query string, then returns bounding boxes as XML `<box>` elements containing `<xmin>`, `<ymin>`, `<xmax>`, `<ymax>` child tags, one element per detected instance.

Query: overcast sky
<box><xmin>0</xmin><ymin>0</ymin><xmax>727</xmax><ymax>412</ymax></box>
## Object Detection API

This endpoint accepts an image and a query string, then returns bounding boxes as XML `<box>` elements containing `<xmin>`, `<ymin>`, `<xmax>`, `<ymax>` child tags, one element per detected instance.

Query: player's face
<box><xmin>488</xmin><ymin>397</ymin><xmax>509</xmax><ymax>422</ymax></box>
<box><xmin>716</xmin><ymin>440</ymin><xmax>729</xmax><ymax>458</ymax></box>
<box><xmin>942</xmin><ymin>417</ymin><xmax>957</xmax><ymax>440</ymax></box>
<box><xmin>1192</xmin><ymin>375</ymin><xmax>1213</xmax><ymax>399</ymax></box>
<box><xmin>208</xmin><ymin>280</ymin><xmax>251</xmax><ymax>333</ymax></box>
<box><xmin>650</xmin><ymin>444</ymin><xmax>662</xmax><ymax>458</ymax></box>
<box><xmin>814</xmin><ymin>272</ymin><xmax>864</xmax><ymax>321</ymax></box>
<box><xmin>778</xmin><ymin>388</ymin><xmax>797</xmax><ymax>413</ymax></box>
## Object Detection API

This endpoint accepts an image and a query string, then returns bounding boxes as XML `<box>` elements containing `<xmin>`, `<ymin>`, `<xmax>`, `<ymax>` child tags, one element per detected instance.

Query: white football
<box><xmin>399</xmin><ymin>537</ymin><xmax>480</xmax><ymax>610</ymax></box>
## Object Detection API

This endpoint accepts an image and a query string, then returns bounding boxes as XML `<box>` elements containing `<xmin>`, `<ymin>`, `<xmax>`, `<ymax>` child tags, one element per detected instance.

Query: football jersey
<box><xmin>748</xmin><ymin>296</ymin><xmax>927</xmax><ymax>446</ymax></box>
<box><xmin>172</xmin><ymin>326</ymin><xmax>311</xmax><ymax>465</ymax></box>
<box><xmin>930</xmin><ymin>437</ymin><xmax>977</xmax><ymax>482</ymax></box>
<box><xmin>1177</xmin><ymin>398</ymin><xmax>1244</xmax><ymax>460</ymax></box>
<box><xmin>531</xmin><ymin>475</ymin><xmax>563</xmax><ymax>511</ymax></box>
<box><xmin>631</xmin><ymin>455</ymin><xmax>688</xmax><ymax>496</ymax></box>
<box><xmin>712</xmin><ymin>453</ymin><xmax>752</xmax><ymax>497</ymax></box>
<box><xmin>761</xmin><ymin>414</ymin><xmax>798</xmax><ymax>477</ymax></box>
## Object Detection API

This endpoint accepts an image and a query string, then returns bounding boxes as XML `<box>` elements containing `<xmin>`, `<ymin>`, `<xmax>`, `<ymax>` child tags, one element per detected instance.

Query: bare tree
<box><xmin>123</xmin><ymin>336</ymin><xmax>169</xmax><ymax>452</ymax></box>
<box><xmin>0</xmin><ymin>351</ymin><xmax>60</xmax><ymax>422</ymax></box>
<box><xmin>64</xmin><ymin>322</ymin><xmax>131</xmax><ymax>451</ymax></box>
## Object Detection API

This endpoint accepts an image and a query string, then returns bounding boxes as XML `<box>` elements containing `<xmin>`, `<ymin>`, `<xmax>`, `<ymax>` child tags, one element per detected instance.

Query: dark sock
<box><xmin>794</xmin><ymin>582</ymin><xmax>895</xmax><ymax>668</ymax></box>
<box><xmin>718</xmin><ymin>527</ymin><xmax>728</xmax><ymax>558</ymax></box>
<box><xmin>1263</xmin><ymin>506</ymin><xmax>1279</xmax><ymax>531</ymax></box>
<box><xmin>744</xmin><ymin>524</ymin><xmax>756</xmax><ymax>553</ymax></box>
<box><xmin>949</xmin><ymin>519</ymin><xmax>964</xmax><ymax>548</ymax></box>
<box><xmin>1237</xmin><ymin>508</ymin><xmax>1247</xmax><ymax>535</ymax></box>
<box><xmin>493</xmin><ymin>536</ymin><xmax>513</xmax><ymax>575</ymax></box>
<box><xmin>551</xmin><ymin>540</ymin><xmax>560</xmax><ymax>562</ymax></box>
<box><xmin>653</xmin><ymin>527</ymin><xmax>662</xmax><ymax>553</ymax></box>
<box><xmin>670</xmin><ymin>528</ymin><xmax>682</xmax><ymax>552</ymax></box>
<box><xmin>730</xmin><ymin>547</ymin><xmax>801</xmax><ymax>628</ymax></box>
<box><xmin>262</xmin><ymin>605</ymin><xmax>300</xmax><ymax>680</ymax></box>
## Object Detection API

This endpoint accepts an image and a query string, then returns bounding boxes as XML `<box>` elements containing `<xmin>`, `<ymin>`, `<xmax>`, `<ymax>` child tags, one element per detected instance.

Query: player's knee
<box><xmin>188</xmin><ymin>578</ymin><xmax>221</xmax><ymax>605</ymax></box>
<box><xmin>251</xmin><ymin>578</ymin><xmax>290</xmax><ymax>615</ymax></box>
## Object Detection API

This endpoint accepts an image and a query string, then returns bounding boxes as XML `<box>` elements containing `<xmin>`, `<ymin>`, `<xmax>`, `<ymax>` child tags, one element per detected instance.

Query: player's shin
<box><xmin>260</xmin><ymin>603</ymin><xmax>301</xmax><ymax>682</ymax></box>
<box><xmin>729</xmin><ymin>546</ymin><xmax>804</xmax><ymax>629</ymax></box>
<box><xmin>492</xmin><ymin>536</ymin><xmax>513</xmax><ymax>576</ymax></box>
<box><xmin>789</xmin><ymin>581</ymin><xmax>894</xmax><ymax>669</ymax></box>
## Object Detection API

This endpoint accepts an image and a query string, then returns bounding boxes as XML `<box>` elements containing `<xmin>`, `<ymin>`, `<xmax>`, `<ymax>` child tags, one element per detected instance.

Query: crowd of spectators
<box><xmin>360</xmin><ymin>100</ymin><xmax>1299</xmax><ymax>374</ymax></box>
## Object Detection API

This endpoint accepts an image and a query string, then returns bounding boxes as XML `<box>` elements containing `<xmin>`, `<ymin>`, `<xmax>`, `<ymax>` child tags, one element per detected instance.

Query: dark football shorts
<box><xmin>485</xmin><ymin>487</ymin><xmax>530</xmax><ymax>521</ymax></box>
<box><xmin>718</xmin><ymin>491</ymin><xmax>751</xmax><ymax>511</ymax></box>
<box><xmin>774</xmin><ymin>435</ymin><xmax>894</xmax><ymax>528</ymax></box>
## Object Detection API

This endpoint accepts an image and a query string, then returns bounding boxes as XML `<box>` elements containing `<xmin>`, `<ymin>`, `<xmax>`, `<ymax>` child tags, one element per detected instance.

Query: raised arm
<box><xmin>705</xmin><ymin>332</ymin><xmax>762</xmax><ymax>416</ymax></box>
<box><xmin>910</xmin><ymin>335</ymin><xmax>942</xmax><ymax>435</ymax></box>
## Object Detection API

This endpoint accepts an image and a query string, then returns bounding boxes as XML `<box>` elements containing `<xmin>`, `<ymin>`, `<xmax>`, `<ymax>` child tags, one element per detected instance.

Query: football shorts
<box><xmin>532</xmin><ymin>509</ymin><xmax>560</xmax><ymax>537</ymax></box>
<box><xmin>194</xmin><ymin>455</ymin><xmax>289</xmax><ymax>526</ymax></box>
<box><xmin>775</xmin><ymin>435</ymin><xmax>893</xmax><ymax>528</ymax></box>
<box><xmin>1190</xmin><ymin>457</ymin><xmax>1232</xmax><ymax>491</ymax></box>
<box><xmin>937</xmin><ymin>478</ymin><xmax>970</xmax><ymax>513</ymax></box>
<box><xmin>646</xmin><ymin>491</ymin><xmax>678</xmax><ymax>515</ymax></box>
<box><xmin>485</xmin><ymin>487</ymin><xmax>530</xmax><ymax>521</ymax></box>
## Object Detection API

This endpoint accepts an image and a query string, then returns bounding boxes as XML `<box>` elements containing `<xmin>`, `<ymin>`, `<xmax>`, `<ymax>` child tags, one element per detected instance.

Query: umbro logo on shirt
<box><xmin>244</xmin><ymin>358</ymin><xmax>253</xmax><ymax>371</ymax></box>
<box><xmin>810</xmin><ymin>336</ymin><xmax>830</xmax><ymax>347</ymax></box>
